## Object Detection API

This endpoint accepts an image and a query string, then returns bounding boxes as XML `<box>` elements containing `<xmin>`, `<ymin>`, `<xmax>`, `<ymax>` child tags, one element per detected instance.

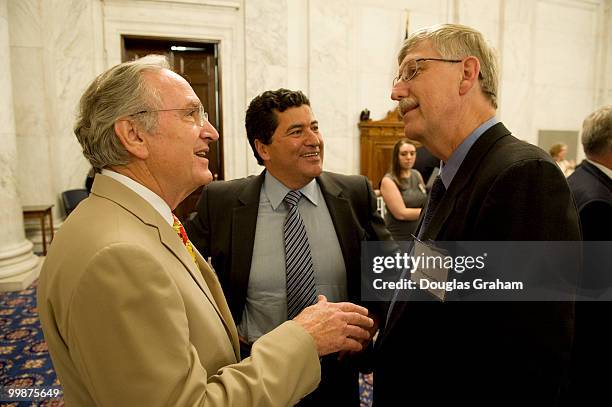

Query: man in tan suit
<box><xmin>37</xmin><ymin>55</ymin><xmax>373</xmax><ymax>407</ymax></box>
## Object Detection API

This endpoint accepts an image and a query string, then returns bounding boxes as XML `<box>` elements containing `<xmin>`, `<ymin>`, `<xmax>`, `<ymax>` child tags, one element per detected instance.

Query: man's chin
<box><xmin>309</xmin><ymin>166</ymin><xmax>323</xmax><ymax>179</ymax></box>
<box><xmin>197</xmin><ymin>171</ymin><xmax>214</xmax><ymax>187</ymax></box>
<box><xmin>202</xmin><ymin>174</ymin><xmax>214</xmax><ymax>186</ymax></box>
<box><xmin>403</xmin><ymin>127</ymin><xmax>422</xmax><ymax>142</ymax></box>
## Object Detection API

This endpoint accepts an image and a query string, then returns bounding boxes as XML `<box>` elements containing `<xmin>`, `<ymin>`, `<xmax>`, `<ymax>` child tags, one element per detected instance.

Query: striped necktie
<box><xmin>283</xmin><ymin>190</ymin><xmax>317</xmax><ymax>319</ymax></box>
<box><xmin>172</xmin><ymin>214</ymin><xmax>197</xmax><ymax>265</ymax></box>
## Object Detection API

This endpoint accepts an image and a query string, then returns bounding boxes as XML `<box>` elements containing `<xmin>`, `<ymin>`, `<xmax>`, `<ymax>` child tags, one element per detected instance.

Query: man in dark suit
<box><xmin>186</xmin><ymin>88</ymin><xmax>391</xmax><ymax>406</ymax></box>
<box><xmin>375</xmin><ymin>24</ymin><xmax>581</xmax><ymax>406</ymax></box>
<box><xmin>566</xmin><ymin>105</ymin><xmax>612</xmax><ymax>405</ymax></box>
<box><xmin>568</xmin><ymin>105</ymin><xmax>612</xmax><ymax>240</ymax></box>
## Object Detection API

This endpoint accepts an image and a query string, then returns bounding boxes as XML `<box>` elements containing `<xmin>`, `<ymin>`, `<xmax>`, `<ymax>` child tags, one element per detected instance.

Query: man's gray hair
<box><xmin>398</xmin><ymin>23</ymin><xmax>499</xmax><ymax>109</ymax></box>
<box><xmin>582</xmin><ymin>105</ymin><xmax>612</xmax><ymax>157</ymax></box>
<box><xmin>74</xmin><ymin>54</ymin><xmax>170</xmax><ymax>170</ymax></box>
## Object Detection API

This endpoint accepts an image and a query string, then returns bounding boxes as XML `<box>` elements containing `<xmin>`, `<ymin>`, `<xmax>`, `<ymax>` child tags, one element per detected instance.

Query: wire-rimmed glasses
<box><xmin>392</xmin><ymin>58</ymin><xmax>462</xmax><ymax>86</ymax></box>
<box><xmin>132</xmin><ymin>105</ymin><xmax>208</xmax><ymax>127</ymax></box>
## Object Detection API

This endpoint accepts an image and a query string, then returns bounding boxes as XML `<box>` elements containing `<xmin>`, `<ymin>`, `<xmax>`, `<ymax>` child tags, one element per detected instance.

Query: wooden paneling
<box><xmin>359</xmin><ymin>109</ymin><xmax>418</xmax><ymax>188</ymax></box>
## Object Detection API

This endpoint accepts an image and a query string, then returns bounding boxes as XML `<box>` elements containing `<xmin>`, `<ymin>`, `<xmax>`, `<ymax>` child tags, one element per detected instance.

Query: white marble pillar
<box><xmin>9</xmin><ymin>0</ymin><xmax>58</xmax><ymax>254</ymax></box>
<box><xmin>0</xmin><ymin>0</ymin><xmax>41</xmax><ymax>291</ymax></box>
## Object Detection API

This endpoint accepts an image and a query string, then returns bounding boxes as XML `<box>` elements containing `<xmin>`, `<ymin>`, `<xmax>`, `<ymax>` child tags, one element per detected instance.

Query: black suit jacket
<box><xmin>375</xmin><ymin>123</ymin><xmax>581</xmax><ymax>406</ymax></box>
<box><xmin>568</xmin><ymin>160</ymin><xmax>612</xmax><ymax>241</ymax></box>
<box><xmin>565</xmin><ymin>161</ymin><xmax>612</xmax><ymax>405</ymax></box>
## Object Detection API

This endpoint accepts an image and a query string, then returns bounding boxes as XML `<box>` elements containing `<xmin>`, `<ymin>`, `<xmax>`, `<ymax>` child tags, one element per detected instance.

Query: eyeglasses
<box><xmin>392</xmin><ymin>58</ymin><xmax>462</xmax><ymax>86</ymax></box>
<box><xmin>132</xmin><ymin>105</ymin><xmax>208</xmax><ymax>127</ymax></box>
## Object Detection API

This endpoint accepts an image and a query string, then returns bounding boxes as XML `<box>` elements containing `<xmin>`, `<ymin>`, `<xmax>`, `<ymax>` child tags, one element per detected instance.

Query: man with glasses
<box><xmin>375</xmin><ymin>24</ymin><xmax>580</xmax><ymax>406</ymax></box>
<box><xmin>37</xmin><ymin>55</ymin><xmax>375</xmax><ymax>406</ymax></box>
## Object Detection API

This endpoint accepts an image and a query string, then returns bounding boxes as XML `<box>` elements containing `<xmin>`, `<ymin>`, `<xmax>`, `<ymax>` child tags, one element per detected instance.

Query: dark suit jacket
<box><xmin>185</xmin><ymin>170</ymin><xmax>391</xmax><ymax>406</ymax></box>
<box><xmin>375</xmin><ymin>123</ymin><xmax>581</xmax><ymax>406</ymax></box>
<box><xmin>565</xmin><ymin>160</ymin><xmax>612</xmax><ymax>405</ymax></box>
<box><xmin>568</xmin><ymin>160</ymin><xmax>612</xmax><ymax>241</ymax></box>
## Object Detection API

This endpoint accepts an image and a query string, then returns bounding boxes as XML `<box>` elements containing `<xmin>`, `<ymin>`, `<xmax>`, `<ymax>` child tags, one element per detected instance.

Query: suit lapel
<box><xmin>420</xmin><ymin>123</ymin><xmax>512</xmax><ymax>241</ymax></box>
<box><xmin>318</xmin><ymin>173</ymin><xmax>356</xmax><ymax>262</ymax></box>
<box><xmin>195</xmin><ymin>251</ymin><xmax>240</xmax><ymax>360</ymax></box>
<box><xmin>318</xmin><ymin>173</ymin><xmax>364</xmax><ymax>303</ymax></box>
<box><xmin>158</xmin><ymin>225</ymin><xmax>219</xmax><ymax>308</ymax></box>
<box><xmin>583</xmin><ymin>161</ymin><xmax>612</xmax><ymax>193</ymax></box>
<box><xmin>92</xmin><ymin>175</ymin><xmax>239</xmax><ymax>356</ymax></box>
<box><xmin>153</xmin><ymin>206</ymin><xmax>240</xmax><ymax>354</ymax></box>
<box><xmin>230</xmin><ymin>173</ymin><xmax>264</xmax><ymax>299</ymax></box>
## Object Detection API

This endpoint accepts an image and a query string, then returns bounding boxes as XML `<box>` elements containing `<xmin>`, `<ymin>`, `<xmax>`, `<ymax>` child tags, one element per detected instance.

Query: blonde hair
<box><xmin>398</xmin><ymin>23</ymin><xmax>499</xmax><ymax>109</ymax></box>
<box><xmin>549</xmin><ymin>143</ymin><xmax>567</xmax><ymax>158</ymax></box>
<box><xmin>74</xmin><ymin>55</ymin><xmax>170</xmax><ymax>170</ymax></box>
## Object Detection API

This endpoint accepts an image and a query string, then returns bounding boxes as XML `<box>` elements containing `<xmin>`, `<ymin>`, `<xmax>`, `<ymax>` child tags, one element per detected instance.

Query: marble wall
<box><xmin>7</xmin><ymin>0</ymin><xmax>104</xmax><ymax>249</ymax></box>
<box><xmin>3</xmin><ymin>0</ymin><xmax>611</xmax><ymax>240</ymax></box>
<box><xmin>601</xmin><ymin>0</ymin><xmax>612</xmax><ymax>105</ymax></box>
<box><xmin>243</xmin><ymin>0</ymin><xmax>611</xmax><ymax>172</ymax></box>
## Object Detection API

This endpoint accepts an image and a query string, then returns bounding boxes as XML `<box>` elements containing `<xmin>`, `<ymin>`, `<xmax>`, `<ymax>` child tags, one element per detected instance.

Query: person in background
<box><xmin>37</xmin><ymin>56</ymin><xmax>374</xmax><ymax>407</ymax></box>
<box><xmin>567</xmin><ymin>106</ymin><xmax>612</xmax><ymax>240</ymax></box>
<box><xmin>566</xmin><ymin>105</ymin><xmax>612</xmax><ymax>406</ymax></box>
<box><xmin>550</xmin><ymin>142</ymin><xmax>576</xmax><ymax>177</ymax></box>
<box><xmin>379</xmin><ymin>138</ymin><xmax>428</xmax><ymax>239</ymax></box>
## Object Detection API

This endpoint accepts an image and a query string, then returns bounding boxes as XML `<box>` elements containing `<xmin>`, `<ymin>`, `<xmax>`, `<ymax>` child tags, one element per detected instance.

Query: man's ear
<box><xmin>114</xmin><ymin>119</ymin><xmax>149</xmax><ymax>160</ymax></box>
<box><xmin>255</xmin><ymin>139</ymin><xmax>270</xmax><ymax>162</ymax></box>
<box><xmin>459</xmin><ymin>56</ymin><xmax>481</xmax><ymax>96</ymax></box>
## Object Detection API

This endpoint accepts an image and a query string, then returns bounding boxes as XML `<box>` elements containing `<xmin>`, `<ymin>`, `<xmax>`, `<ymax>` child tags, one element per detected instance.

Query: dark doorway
<box><xmin>122</xmin><ymin>36</ymin><xmax>223</xmax><ymax>219</ymax></box>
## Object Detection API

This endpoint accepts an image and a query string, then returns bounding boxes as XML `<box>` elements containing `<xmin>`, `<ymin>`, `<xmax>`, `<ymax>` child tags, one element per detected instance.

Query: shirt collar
<box><xmin>101</xmin><ymin>169</ymin><xmax>174</xmax><ymax>226</ymax></box>
<box><xmin>440</xmin><ymin>116</ymin><xmax>499</xmax><ymax>188</ymax></box>
<box><xmin>586</xmin><ymin>159</ymin><xmax>612</xmax><ymax>181</ymax></box>
<box><xmin>264</xmin><ymin>171</ymin><xmax>319</xmax><ymax>211</ymax></box>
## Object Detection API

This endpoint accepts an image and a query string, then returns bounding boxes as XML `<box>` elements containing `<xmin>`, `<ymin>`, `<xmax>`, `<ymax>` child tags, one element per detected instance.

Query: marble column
<box><xmin>0</xmin><ymin>0</ymin><xmax>41</xmax><ymax>291</ymax></box>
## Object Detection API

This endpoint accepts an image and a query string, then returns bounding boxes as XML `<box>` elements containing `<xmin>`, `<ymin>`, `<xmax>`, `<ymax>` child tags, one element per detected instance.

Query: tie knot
<box><xmin>284</xmin><ymin>190</ymin><xmax>302</xmax><ymax>208</ymax></box>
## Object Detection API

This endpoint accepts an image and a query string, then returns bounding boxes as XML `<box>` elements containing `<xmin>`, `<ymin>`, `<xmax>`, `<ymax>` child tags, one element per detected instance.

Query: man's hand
<box><xmin>337</xmin><ymin>311</ymin><xmax>379</xmax><ymax>360</ymax></box>
<box><xmin>293</xmin><ymin>295</ymin><xmax>374</xmax><ymax>356</ymax></box>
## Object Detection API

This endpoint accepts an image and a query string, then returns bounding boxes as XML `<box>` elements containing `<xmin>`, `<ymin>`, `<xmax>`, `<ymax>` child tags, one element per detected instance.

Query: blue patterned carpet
<box><xmin>0</xmin><ymin>281</ymin><xmax>372</xmax><ymax>406</ymax></box>
<box><xmin>0</xmin><ymin>281</ymin><xmax>63</xmax><ymax>406</ymax></box>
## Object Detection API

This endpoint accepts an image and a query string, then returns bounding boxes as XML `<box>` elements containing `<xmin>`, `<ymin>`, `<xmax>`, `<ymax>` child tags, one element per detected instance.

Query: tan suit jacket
<box><xmin>37</xmin><ymin>175</ymin><xmax>320</xmax><ymax>406</ymax></box>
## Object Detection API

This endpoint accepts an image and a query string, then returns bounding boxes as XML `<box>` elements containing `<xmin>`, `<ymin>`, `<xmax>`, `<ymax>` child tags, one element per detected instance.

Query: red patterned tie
<box><xmin>172</xmin><ymin>214</ymin><xmax>197</xmax><ymax>265</ymax></box>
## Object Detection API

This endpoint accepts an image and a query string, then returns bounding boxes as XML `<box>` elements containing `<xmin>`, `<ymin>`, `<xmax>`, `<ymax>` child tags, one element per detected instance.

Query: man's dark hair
<box><xmin>245</xmin><ymin>88</ymin><xmax>310</xmax><ymax>165</ymax></box>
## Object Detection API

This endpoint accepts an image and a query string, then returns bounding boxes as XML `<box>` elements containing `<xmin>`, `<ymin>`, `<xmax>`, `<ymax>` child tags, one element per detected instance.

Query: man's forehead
<box><xmin>276</xmin><ymin>105</ymin><xmax>314</xmax><ymax>120</ymax></box>
<box><xmin>144</xmin><ymin>69</ymin><xmax>199</xmax><ymax>104</ymax></box>
<box><xmin>272</xmin><ymin>105</ymin><xmax>316</xmax><ymax>134</ymax></box>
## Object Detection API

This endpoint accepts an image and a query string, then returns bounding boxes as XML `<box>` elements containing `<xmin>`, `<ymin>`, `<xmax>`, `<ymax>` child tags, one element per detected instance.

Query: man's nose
<box><xmin>201</xmin><ymin>120</ymin><xmax>219</xmax><ymax>141</ymax></box>
<box><xmin>391</xmin><ymin>81</ymin><xmax>408</xmax><ymax>101</ymax></box>
<box><xmin>305</xmin><ymin>128</ymin><xmax>320</xmax><ymax>145</ymax></box>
